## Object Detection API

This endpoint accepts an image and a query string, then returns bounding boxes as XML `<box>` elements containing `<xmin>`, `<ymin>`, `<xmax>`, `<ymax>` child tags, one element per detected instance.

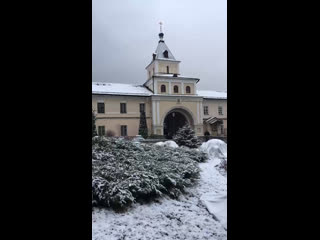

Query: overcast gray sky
<box><xmin>92</xmin><ymin>0</ymin><xmax>227</xmax><ymax>91</ymax></box>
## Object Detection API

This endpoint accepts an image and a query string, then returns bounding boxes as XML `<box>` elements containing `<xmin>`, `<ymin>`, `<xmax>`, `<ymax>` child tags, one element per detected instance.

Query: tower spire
<box><xmin>158</xmin><ymin>21</ymin><xmax>164</xmax><ymax>42</ymax></box>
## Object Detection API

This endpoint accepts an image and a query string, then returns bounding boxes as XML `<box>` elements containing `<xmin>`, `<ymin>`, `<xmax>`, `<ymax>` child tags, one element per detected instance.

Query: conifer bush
<box><xmin>173</xmin><ymin>124</ymin><xmax>201</xmax><ymax>148</ymax></box>
<box><xmin>92</xmin><ymin>110</ymin><xmax>97</xmax><ymax>137</ymax></box>
<box><xmin>92</xmin><ymin>137</ymin><xmax>208</xmax><ymax>211</ymax></box>
<box><xmin>138</xmin><ymin>111</ymin><xmax>148</xmax><ymax>139</ymax></box>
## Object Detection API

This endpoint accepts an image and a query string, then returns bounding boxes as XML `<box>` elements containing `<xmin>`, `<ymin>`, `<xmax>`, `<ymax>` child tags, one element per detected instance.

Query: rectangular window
<box><xmin>120</xmin><ymin>103</ymin><xmax>127</xmax><ymax>113</ymax></box>
<box><xmin>121</xmin><ymin>125</ymin><xmax>127</xmax><ymax>136</ymax></box>
<box><xmin>204</xmin><ymin>106</ymin><xmax>209</xmax><ymax>115</ymax></box>
<box><xmin>97</xmin><ymin>102</ymin><xmax>105</xmax><ymax>114</ymax></box>
<box><xmin>218</xmin><ymin>106</ymin><xmax>223</xmax><ymax>115</ymax></box>
<box><xmin>98</xmin><ymin>126</ymin><xmax>105</xmax><ymax>136</ymax></box>
<box><xmin>140</xmin><ymin>103</ymin><xmax>145</xmax><ymax>113</ymax></box>
<box><xmin>220</xmin><ymin>125</ymin><xmax>224</xmax><ymax>135</ymax></box>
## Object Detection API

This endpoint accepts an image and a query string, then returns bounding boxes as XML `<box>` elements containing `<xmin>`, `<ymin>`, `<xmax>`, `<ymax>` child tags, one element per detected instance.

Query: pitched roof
<box><xmin>197</xmin><ymin>90</ymin><xmax>227</xmax><ymax>99</ymax></box>
<box><xmin>92</xmin><ymin>82</ymin><xmax>152</xmax><ymax>96</ymax></box>
<box><xmin>154</xmin><ymin>41</ymin><xmax>176</xmax><ymax>60</ymax></box>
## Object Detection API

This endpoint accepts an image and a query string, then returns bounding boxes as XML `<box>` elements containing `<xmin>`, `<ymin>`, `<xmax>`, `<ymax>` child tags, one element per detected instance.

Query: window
<box><xmin>161</xmin><ymin>85</ymin><xmax>166</xmax><ymax>93</ymax></box>
<box><xmin>186</xmin><ymin>86</ymin><xmax>191</xmax><ymax>94</ymax></box>
<box><xmin>140</xmin><ymin>103</ymin><xmax>145</xmax><ymax>113</ymax></box>
<box><xmin>97</xmin><ymin>102</ymin><xmax>105</xmax><ymax>114</ymax></box>
<box><xmin>98</xmin><ymin>126</ymin><xmax>105</xmax><ymax>136</ymax></box>
<box><xmin>167</xmin><ymin>66</ymin><xmax>169</xmax><ymax>73</ymax></box>
<box><xmin>121</xmin><ymin>125</ymin><xmax>127</xmax><ymax>136</ymax></box>
<box><xmin>120</xmin><ymin>103</ymin><xmax>127</xmax><ymax>113</ymax></box>
<box><xmin>220</xmin><ymin>124</ymin><xmax>224</xmax><ymax>135</ymax></box>
<box><xmin>163</xmin><ymin>50</ymin><xmax>168</xmax><ymax>58</ymax></box>
<box><xmin>204</xmin><ymin>106</ymin><xmax>209</xmax><ymax>115</ymax></box>
<box><xmin>174</xmin><ymin>85</ymin><xmax>179</xmax><ymax>93</ymax></box>
<box><xmin>218</xmin><ymin>106</ymin><xmax>223</xmax><ymax>115</ymax></box>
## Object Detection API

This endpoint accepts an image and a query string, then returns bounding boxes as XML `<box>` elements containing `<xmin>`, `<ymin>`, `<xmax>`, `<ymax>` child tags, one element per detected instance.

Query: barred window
<box><xmin>218</xmin><ymin>106</ymin><xmax>223</xmax><ymax>115</ymax></box>
<box><xmin>97</xmin><ymin>102</ymin><xmax>105</xmax><ymax>114</ymax></box>
<box><xmin>98</xmin><ymin>126</ymin><xmax>105</xmax><ymax>136</ymax></box>
<box><xmin>204</xmin><ymin>106</ymin><xmax>209</xmax><ymax>115</ymax></box>
<box><xmin>121</xmin><ymin>125</ymin><xmax>127</xmax><ymax>136</ymax></box>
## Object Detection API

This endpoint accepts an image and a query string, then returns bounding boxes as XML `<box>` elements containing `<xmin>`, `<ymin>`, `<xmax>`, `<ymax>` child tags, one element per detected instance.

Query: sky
<box><xmin>92</xmin><ymin>0</ymin><xmax>227</xmax><ymax>91</ymax></box>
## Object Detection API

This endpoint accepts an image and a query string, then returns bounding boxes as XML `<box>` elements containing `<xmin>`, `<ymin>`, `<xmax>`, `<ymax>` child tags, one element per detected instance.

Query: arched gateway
<box><xmin>163</xmin><ymin>108</ymin><xmax>195</xmax><ymax>139</ymax></box>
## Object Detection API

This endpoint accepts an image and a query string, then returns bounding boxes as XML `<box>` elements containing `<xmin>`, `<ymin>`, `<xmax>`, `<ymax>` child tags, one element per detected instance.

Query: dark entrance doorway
<box><xmin>163</xmin><ymin>111</ymin><xmax>188</xmax><ymax>139</ymax></box>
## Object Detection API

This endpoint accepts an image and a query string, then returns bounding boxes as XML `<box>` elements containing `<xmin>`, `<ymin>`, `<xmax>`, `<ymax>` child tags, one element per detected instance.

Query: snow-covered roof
<box><xmin>155</xmin><ymin>41</ymin><xmax>176</xmax><ymax>60</ymax></box>
<box><xmin>92</xmin><ymin>82</ymin><xmax>226</xmax><ymax>99</ymax></box>
<box><xmin>197</xmin><ymin>90</ymin><xmax>227</xmax><ymax>99</ymax></box>
<box><xmin>92</xmin><ymin>82</ymin><xmax>152</xmax><ymax>96</ymax></box>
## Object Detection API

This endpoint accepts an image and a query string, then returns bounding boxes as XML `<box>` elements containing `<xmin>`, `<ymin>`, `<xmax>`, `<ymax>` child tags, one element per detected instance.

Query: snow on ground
<box><xmin>200</xmin><ymin>139</ymin><xmax>227</xmax><ymax>161</ymax></box>
<box><xmin>92</xmin><ymin>142</ymin><xmax>227</xmax><ymax>240</ymax></box>
<box><xmin>198</xmin><ymin>159</ymin><xmax>227</xmax><ymax>230</ymax></box>
<box><xmin>154</xmin><ymin>140</ymin><xmax>179</xmax><ymax>148</ymax></box>
<box><xmin>200</xmin><ymin>139</ymin><xmax>227</xmax><ymax>229</ymax></box>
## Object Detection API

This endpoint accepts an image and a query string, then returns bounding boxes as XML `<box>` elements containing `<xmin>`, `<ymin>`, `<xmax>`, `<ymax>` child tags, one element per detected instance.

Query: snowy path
<box><xmin>92</xmin><ymin>157</ymin><xmax>227</xmax><ymax>240</ymax></box>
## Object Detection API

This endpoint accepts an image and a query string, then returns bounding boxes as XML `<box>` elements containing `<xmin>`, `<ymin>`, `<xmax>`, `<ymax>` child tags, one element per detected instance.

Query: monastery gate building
<box><xmin>92</xmin><ymin>29</ymin><xmax>227</xmax><ymax>139</ymax></box>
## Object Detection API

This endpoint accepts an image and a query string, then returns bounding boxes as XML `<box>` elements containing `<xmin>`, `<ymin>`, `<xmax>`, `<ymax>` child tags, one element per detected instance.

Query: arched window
<box><xmin>167</xmin><ymin>66</ymin><xmax>169</xmax><ymax>73</ymax></box>
<box><xmin>163</xmin><ymin>50</ymin><xmax>169</xmax><ymax>58</ymax></box>
<box><xmin>186</xmin><ymin>86</ymin><xmax>191</xmax><ymax>93</ymax></box>
<box><xmin>174</xmin><ymin>85</ymin><xmax>179</xmax><ymax>93</ymax></box>
<box><xmin>161</xmin><ymin>85</ymin><xmax>166</xmax><ymax>93</ymax></box>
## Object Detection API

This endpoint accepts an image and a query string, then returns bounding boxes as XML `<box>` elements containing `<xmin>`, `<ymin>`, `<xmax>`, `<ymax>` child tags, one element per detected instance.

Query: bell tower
<box><xmin>145</xmin><ymin>22</ymin><xmax>181</xmax><ymax>80</ymax></box>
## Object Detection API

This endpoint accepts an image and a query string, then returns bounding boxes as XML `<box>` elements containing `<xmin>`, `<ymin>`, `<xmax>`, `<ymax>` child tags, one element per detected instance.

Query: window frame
<box><xmin>218</xmin><ymin>106</ymin><xmax>223</xmax><ymax>115</ymax></box>
<box><xmin>120</xmin><ymin>103</ymin><xmax>127</xmax><ymax>114</ymax></box>
<box><xmin>186</xmin><ymin>86</ymin><xmax>191</xmax><ymax>94</ymax></box>
<box><xmin>204</xmin><ymin>106</ymin><xmax>209</xmax><ymax>115</ymax></box>
<box><xmin>161</xmin><ymin>84</ymin><xmax>166</xmax><ymax>93</ymax></box>
<box><xmin>97</xmin><ymin>102</ymin><xmax>105</xmax><ymax>114</ymax></box>
<box><xmin>98</xmin><ymin>126</ymin><xmax>105</xmax><ymax>136</ymax></box>
<box><xmin>163</xmin><ymin>50</ymin><xmax>169</xmax><ymax>58</ymax></box>
<box><xmin>121</xmin><ymin>125</ymin><xmax>127</xmax><ymax>136</ymax></box>
<box><xmin>174</xmin><ymin>85</ymin><xmax>179</xmax><ymax>93</ymax></box>
<box><xmin>140</xmin><ymin>103</ymin><xmax>145</xmax><ymax>113</ymax></box>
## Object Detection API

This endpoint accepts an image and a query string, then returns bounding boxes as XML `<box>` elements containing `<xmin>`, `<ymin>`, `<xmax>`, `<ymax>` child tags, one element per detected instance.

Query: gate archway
<box><xmin>163</xmin><ymin>108</ymin><xmax>195</xmax><ymax>139</ymax></box>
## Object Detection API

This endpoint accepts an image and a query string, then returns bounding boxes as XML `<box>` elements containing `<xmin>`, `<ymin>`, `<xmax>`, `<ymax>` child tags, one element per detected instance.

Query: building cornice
<box><xmin>145</xmin><ymin>59</ymin><xmax>181</xmax><ymax>69</ymax></box>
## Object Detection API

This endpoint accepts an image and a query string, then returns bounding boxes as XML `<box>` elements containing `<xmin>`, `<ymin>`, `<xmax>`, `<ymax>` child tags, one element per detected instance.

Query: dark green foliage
<box><xmin>92</xmin><ymin>110</ymin><xmax>97</xmax><ymax>137</ymax></box>
<box><xmin>173</xmin><ymin>124</ymin><xmax>201</xmax><ymax>148</ymax></box>
<box><xmin>149</xmin><ymin>134</ymin><xmax>164</xmax><ymax>139</ymax></box>
<box><xmin>92</xmin><ymin>137</ymin><xmax>208</xmax><ymax>211</ymax></box>
<box><xmin>138</xmin><ymin>111</ymin><xmax>148</xmax><ymax>139</ymax></box>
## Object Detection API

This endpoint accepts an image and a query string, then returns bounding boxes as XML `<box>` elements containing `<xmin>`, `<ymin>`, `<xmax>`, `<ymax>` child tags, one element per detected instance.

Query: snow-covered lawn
<box><xmin>92</xmin><ymin>140</ymin><xmax>227</xmax><ymax>240</ymax></box>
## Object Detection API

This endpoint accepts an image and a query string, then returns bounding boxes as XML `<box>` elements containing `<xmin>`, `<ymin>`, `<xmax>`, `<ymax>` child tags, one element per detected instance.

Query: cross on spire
<box><xmin>158</xmin><ymin>22</ymin><xmax>164</xmax><ymax>42</ymax></box>
<box><xmin>159</xmin><ymin>21</ymin><xmax>163</xmax><ymax>33</ymax></box>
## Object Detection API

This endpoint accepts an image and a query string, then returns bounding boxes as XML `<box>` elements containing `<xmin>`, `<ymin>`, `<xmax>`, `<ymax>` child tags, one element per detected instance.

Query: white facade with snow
<box><xmin>92</xmin><ymin>30</ymin><xmax>227</xmax><ymax>138</ymax></box>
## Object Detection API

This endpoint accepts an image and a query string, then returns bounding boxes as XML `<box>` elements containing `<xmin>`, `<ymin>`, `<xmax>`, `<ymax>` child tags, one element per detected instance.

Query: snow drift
<box><xmin>154</xmin><ymin>140</ymin><xmax>179</xmax><ymax>148</ymax></box>
<box><xmin>200</xmin><ymin>139</ymin><xmax>227</xmax><ymax>160</ymax></box>
<box><xmin>199</xmin><ymin>139</ymin><xmax>227</xmax><ymax>230</ymax></box>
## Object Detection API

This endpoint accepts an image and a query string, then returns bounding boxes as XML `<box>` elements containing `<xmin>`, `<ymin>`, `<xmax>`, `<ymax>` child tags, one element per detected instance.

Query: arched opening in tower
<box><xmin>163</xmin><ymin>111</ymin><xmax>188</xmax><ymax>139</ymax></box>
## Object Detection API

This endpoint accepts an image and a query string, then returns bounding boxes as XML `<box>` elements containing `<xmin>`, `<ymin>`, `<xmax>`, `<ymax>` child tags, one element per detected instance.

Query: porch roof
<box><xmin>204</xmin><ymin>117</ymin><xmax>223</xmax><ymax>125</ymax></box>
